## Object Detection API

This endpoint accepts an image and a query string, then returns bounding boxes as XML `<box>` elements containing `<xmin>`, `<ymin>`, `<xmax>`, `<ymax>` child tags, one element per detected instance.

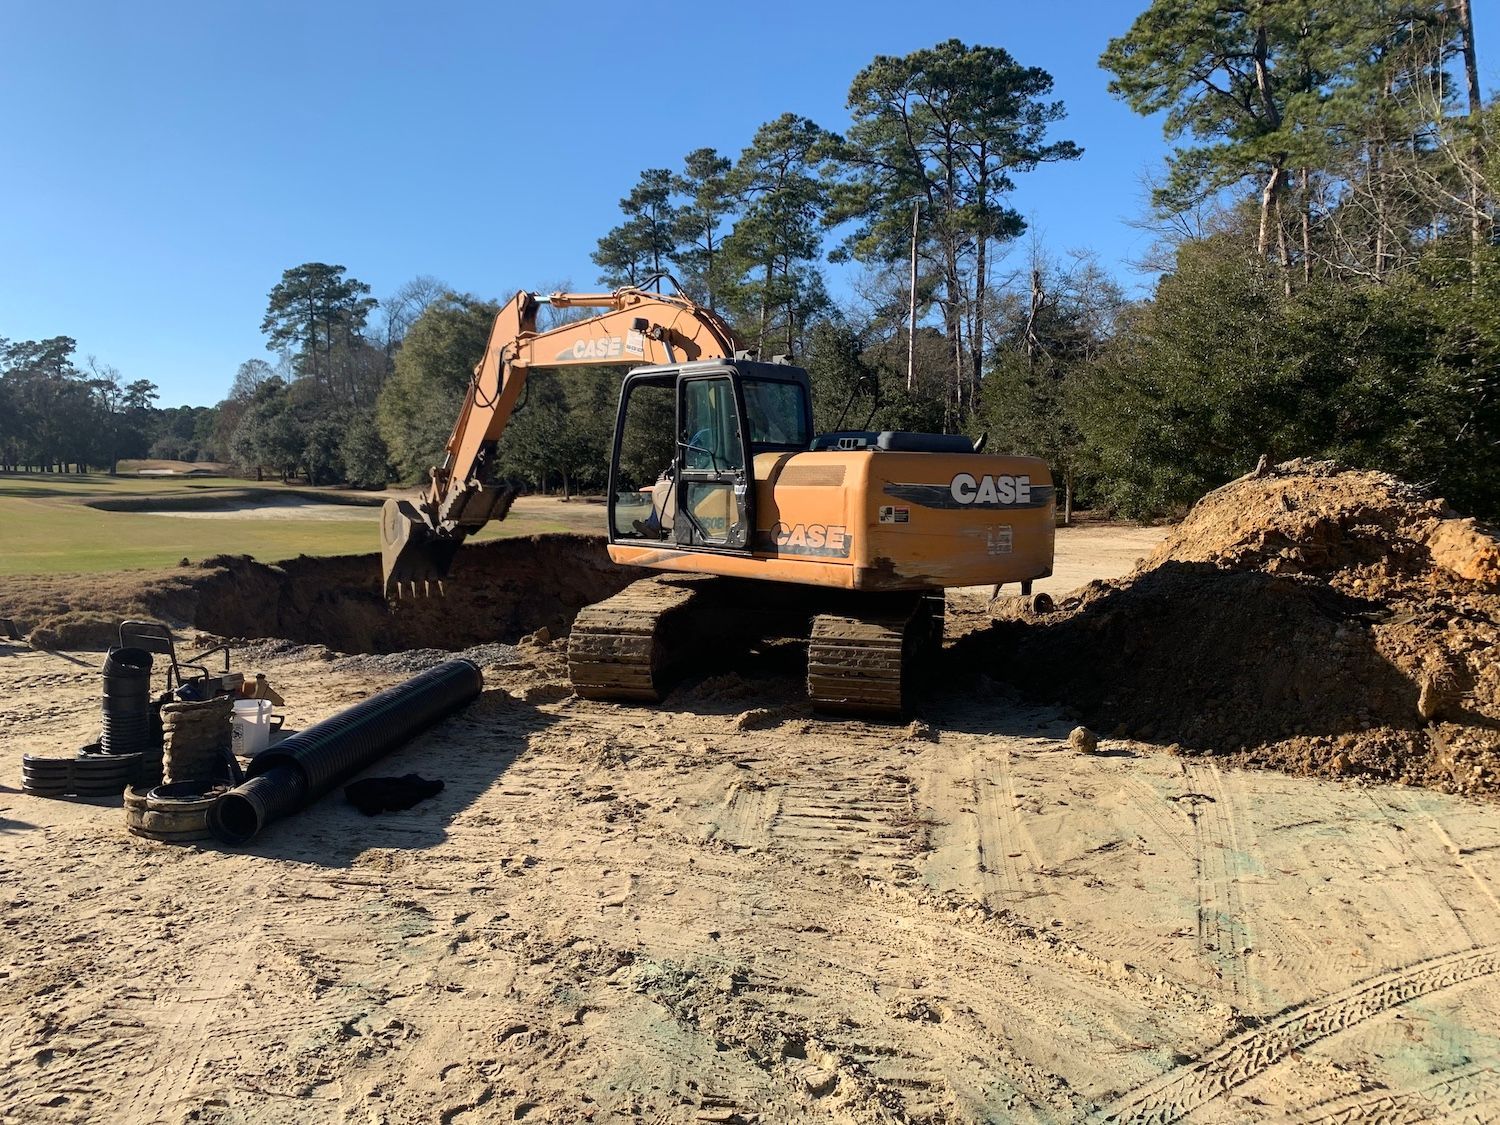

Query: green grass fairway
<box><xmin>0</xmin><ymin>474</ymin><xmax>600</xmax><ymax>575</ymax></box>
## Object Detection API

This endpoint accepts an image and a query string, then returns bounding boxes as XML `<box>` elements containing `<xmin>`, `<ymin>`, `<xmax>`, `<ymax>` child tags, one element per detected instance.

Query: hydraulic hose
<box><xmin>208</xmin><ymin>659</ymin><xmax>482</xmax><ymax>845</ymax></box>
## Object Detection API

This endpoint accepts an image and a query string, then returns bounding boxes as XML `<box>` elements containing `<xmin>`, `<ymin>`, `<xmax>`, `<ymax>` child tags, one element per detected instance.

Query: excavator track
<box><xmin>566</xmin><ymin>577</ymin><xmax>704</xmax><ymax>702</ymax></box>
<box><xmin>571</xmin><ymin>577</ymin><xmax>942</xmax><ymax>716</ymax></box>
<box><xmin>806</xmin><ymin>597</ymin><xmax>940</xmax><ymax>717</ymax></box>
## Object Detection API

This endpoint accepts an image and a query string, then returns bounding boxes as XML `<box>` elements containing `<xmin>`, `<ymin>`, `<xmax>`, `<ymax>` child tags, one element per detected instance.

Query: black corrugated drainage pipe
<box><xmin>208</xmin><ymin>659</ymin><xmax>482</xmax><ymax>845</ymax></box>
<box><xmin>100</xmin><ymin>646</ymin><xmax>153</xmax><ymax>755</ymax></box>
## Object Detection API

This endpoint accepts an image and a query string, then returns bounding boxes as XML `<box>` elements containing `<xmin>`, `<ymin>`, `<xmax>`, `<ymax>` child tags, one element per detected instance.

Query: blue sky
<box><xmin>2</xmin><ymin>2</ymin><xmax>1491</xmax><ymax>407</ymax></box>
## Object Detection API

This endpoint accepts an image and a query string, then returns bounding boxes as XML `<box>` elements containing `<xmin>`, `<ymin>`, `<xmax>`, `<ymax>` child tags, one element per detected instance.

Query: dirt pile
<box><xmin>1</xmin><ymin>569</ymin><xmax>181</xmax><ymax>649</ymax></box>
<box><xmin>980</xmin><ymin>460</ymin><xmax>1500</xmax><ymax>797</ymax></box>
<box><xmin>184</xmin><ymin>534</ymin><xmax>633</xmax><ymax>653</ymax></box>
<box><xmin>3</xmin><ymin>534</ymin><xmax>636</xmax><ymax>656</ymax></box>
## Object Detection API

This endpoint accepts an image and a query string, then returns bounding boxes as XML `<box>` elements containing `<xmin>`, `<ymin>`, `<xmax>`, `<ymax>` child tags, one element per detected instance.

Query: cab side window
<box><xmin>682</xmin><ymin>378</ymin><xmax>744</xmax><ymax>471</ymax></box>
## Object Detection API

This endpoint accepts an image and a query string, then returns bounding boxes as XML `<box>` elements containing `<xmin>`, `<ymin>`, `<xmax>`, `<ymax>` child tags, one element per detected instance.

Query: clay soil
<box><xmin>976</xmin><ymin>460</ymin><xmax>1500</xmax><ymax>799</ymax></box>
<box><xmin>1</xmin><ymin>534</ymin><xmax>634</xmax><ymax>653</ymax></box>
<box><xmin>2</xmin><ymin>517</ymin><xmax>1499</xmax><ymax>1123</ymax></box>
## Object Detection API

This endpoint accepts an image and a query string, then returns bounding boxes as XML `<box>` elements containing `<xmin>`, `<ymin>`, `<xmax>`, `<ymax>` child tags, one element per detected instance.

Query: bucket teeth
<box><xmin>381</xmin><ymin>498</ymin><xmax>460</xmax><ymax>599</ymax></box>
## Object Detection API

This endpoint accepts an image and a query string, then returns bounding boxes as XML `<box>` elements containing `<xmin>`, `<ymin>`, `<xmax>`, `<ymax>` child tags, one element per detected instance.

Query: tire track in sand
<box><xmin>1287</xmin><ymin>1058</ymin><xmax>1499</xmax><ymax>1123</ymax></box>
<box><xmin>1090</xmin><ymin>944</ymin><xmax>1500</xmax><ymax>1124</ymax></box>
<box><xmin>971</xmin><ymin>746</ymin><xmax>1045</xmax><ymax>906</ymax></box>
<box><xmin>769</xmin><ymin>764</ymin><xmax>917</xmax><ymax>874</ymax></box>
<box><xmin>11</xmin><ymin>1024</ymin><xmax>151</xmax><ymax>1111</ymax></box>
<box><xmin>1358</xmin><ymin>789</ymin><xmax>1491</xmax><ymax>950</ymax></box>
<box><xmin>116</xmin><ymin>937</ymin><xmax>244</xmax><ymax>1121</ymax></box>
<box><xmin>1181</xmin><ymin>761</ymin><xmax>1250</xmax><ymax>1001</ymax></box>
<box><xmin>704</xmin><ymin>778</ymin><xmax>782</xmax><ymax>850</ymax></box>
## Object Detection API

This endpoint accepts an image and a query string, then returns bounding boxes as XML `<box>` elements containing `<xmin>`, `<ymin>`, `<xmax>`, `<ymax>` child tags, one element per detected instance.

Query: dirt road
<box><xmin>1030</xmin><ymin>522</ymin><xmax>1166</xmax><ymax>601</ymax></box>
<box><xmin>1</xmin><ymin>524</ymin><xmax>1497</xmax><ymax>1124</ymax></box>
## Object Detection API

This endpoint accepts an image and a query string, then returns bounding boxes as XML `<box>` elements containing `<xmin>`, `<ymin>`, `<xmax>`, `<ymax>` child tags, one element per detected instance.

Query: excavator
<box><xmin>381</xmin><ymin>279</ymin><xmax>1055</xmax><ymax>715</ymax></box>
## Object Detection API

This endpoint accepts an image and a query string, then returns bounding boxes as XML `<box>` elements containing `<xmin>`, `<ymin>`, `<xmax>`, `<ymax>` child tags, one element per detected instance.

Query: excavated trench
<box><xmin>176</xmin><ymin>534</ymin><xmax>635</xmax><ymax>654</ymax></box>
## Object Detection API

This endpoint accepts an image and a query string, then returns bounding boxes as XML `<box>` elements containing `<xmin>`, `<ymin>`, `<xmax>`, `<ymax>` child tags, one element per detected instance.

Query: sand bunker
<box><xmin>137</xmin><ymin>497</ymin><xmax>371</xmax><ymax>520</ymax></box>
<box><xmin>89</xmin><ymin>489</ymin><xmax>381</xmax><ymax>520</ymax></box>
<box><xmin>977</xmin><ymin>460</ymin><xmax>1500</xmax><ymax>797</ymax></box>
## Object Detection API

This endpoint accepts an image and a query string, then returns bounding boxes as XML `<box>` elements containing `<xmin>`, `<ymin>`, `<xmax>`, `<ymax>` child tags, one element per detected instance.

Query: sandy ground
<box><xmin>1033</xmin><ymin>524</ymin><xmax>1166</xmax><ymax>600</ymax></box>
<box><xmin>1</xmin><ymin>525</ymin><xmax>1497</xmax><ymax>1124</ymax></box>
<box><xmin>958</xmin><ymin>523</ymin><xmax>1167</xmax><ymax>605</ymax></box>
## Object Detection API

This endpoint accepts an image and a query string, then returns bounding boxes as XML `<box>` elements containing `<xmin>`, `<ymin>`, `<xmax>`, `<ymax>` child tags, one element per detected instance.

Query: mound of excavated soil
<box><xmin>184</xmin><ymin>534</ymin><xmax>634</xmax><ymax>653</ymax></box>
<box><xmin>2</xmin><ymin>534</ymin><xmax>636</xmax><ymax>656</ymax></box>
<box><xmin>976</xmin><ymin>460</ymin><xmax>1500</xmax><ymax>797</ymax></box>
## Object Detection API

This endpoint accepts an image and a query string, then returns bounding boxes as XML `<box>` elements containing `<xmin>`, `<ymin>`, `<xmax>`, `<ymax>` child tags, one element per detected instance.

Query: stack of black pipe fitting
<box><xmin>99</xmin><ymin>647</ymin><xmax>153</xmax><ymax>755</ymax></box>
<box><xmin>21</xmin><ymin>647</ymin><xmax>154</xmax><ymax>798</ymax></box>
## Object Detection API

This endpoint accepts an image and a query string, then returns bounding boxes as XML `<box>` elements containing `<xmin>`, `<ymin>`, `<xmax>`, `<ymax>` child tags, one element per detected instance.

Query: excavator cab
<box><xmin>608</xmin><ymin>360</ymin><xmax>811</xmax><ymax>555</ymax></box>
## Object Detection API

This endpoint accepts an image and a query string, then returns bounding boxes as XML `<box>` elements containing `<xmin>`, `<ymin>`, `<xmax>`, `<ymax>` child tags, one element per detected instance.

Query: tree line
<box><xmin>0</xmin><ymin>336</ymin><xmax>198</xmax><ymax>473</ymax></box>
<box><xmin>5</xmin><ymin>3</ymin><xmax>1496</xmax><ymax>522</ymax></box>
<box><xmin>1081</xmin><ymin>0</ymin><xmax>1498</xmax><ymax>518</ymax></box>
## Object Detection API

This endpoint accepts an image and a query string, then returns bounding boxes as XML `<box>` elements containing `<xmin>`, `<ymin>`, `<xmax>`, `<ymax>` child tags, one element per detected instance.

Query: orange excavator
<box><xmin>381</xmin><ymin>279</ymin><xmax>1055</xmax><ymax>714</ymax></box>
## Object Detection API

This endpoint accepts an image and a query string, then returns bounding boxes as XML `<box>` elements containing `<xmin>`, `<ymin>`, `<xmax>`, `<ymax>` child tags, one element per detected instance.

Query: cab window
<box><xmin>743</xmin><ymin>379</ymin><xmax>810</xmax><ymax>450</ymax></box>
<box><xmin>682</xmin><ymin>378</ymin><xmax>744</xmax><ymax>471</ymax></box>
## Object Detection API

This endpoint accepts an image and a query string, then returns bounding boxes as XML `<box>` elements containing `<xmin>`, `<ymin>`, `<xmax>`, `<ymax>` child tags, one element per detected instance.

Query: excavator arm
<box><xmin>380</xmin><ymin>282</ymin><xmax>742</xmax><ymax>595</ymax></box>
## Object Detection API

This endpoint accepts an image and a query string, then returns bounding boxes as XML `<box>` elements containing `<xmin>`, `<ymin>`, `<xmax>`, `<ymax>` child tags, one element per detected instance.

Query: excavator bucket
<box><xmin>380</xmin><ymin>499</ymin><xmax>459</xmax><ymax>598</ymax></box>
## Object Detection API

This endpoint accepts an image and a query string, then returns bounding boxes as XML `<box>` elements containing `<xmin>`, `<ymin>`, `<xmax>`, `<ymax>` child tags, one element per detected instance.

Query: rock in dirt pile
<box><xmin>981</xmin><ymin>459</ymin><xmax>1500</xmax><ymax>796</ymax></box>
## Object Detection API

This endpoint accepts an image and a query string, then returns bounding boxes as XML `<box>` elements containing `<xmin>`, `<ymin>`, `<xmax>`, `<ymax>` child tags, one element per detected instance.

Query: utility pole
<box><xmin>907</xmin><ymin>200</ymin><xmax>920</xmax><ymax>393</ymax></box>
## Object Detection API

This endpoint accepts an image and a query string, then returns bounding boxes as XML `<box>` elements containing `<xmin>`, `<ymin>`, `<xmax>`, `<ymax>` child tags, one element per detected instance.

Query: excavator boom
<box><xmin>380</xmin><ymin>282</ymin><xmax>742</xmax><ymax>595</ymax></box>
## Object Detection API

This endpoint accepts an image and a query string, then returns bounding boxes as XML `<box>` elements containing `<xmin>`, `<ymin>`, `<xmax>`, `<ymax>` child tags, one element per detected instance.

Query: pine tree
<box><xmin>672</xmin><ymin>148</ymin><xmax>735</xmax><ymax>307</ymax></box>
<box><xmin>833</xmin><ymin>40</ymin><xmax>1080</xmax><ymax>424</ymax></box>
<box><xmin>260</xmin><ymin>263</ymin><xmax>377</xmax><ymax>395</ymax></box>
<box><xmin>592</xmin><ymin>169</ymin><xmax>679</xmax><ymax>287</ymax></box>
<box><xmin>723</xmin><ymin>114</ymin><xmax>835</xmax><ymax>357</ymax></box>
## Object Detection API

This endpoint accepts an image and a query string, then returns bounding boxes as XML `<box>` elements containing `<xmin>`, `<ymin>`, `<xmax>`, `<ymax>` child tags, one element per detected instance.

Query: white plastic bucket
<box><xmin>232</xmin><ymin>698</ymin><xmax>275</xmax><ymax>758</ymax></box>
